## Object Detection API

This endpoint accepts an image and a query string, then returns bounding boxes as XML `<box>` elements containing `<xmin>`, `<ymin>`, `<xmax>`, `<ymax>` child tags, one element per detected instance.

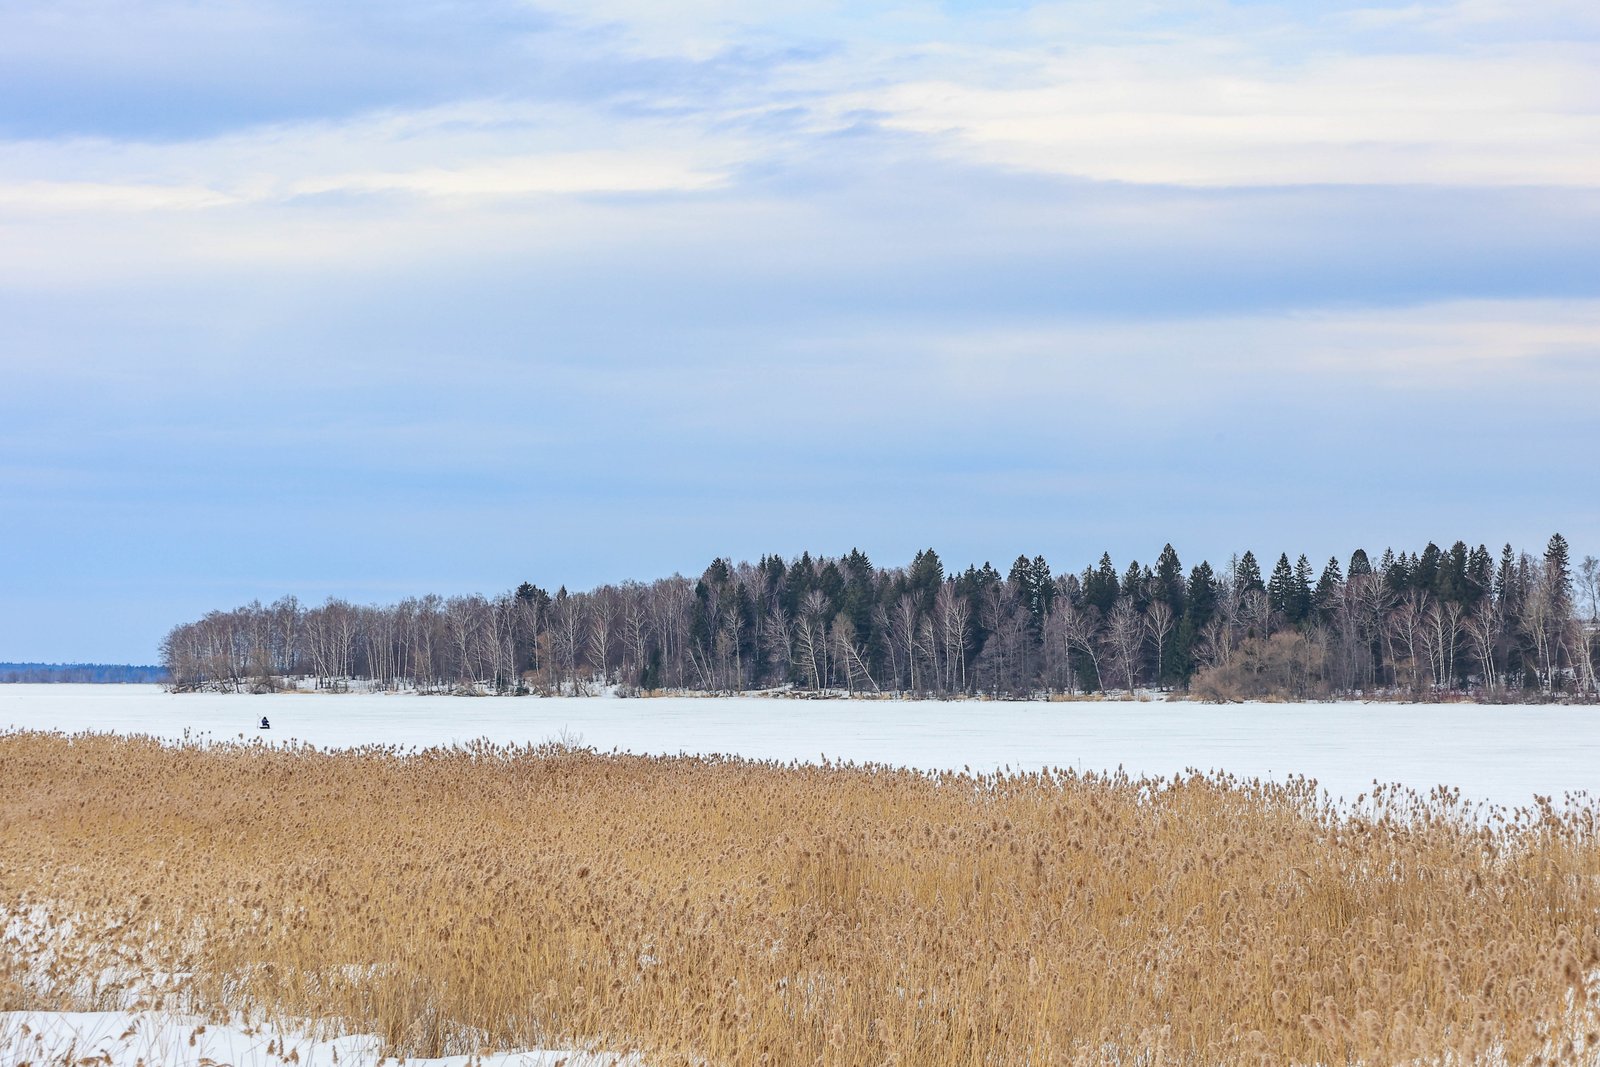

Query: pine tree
<box><xmin>1292</xmin><ymin>554</ymin><xmax>1315</xmax><ymax>624</ymax></box>
<box><xmin>1154</xmin><ymin>544</ymin><xmax>1186</xmax><ymax>618</ymax></box>
<box><xmin>1032</xmin><ymin>556</ymin><xmax>1055</xmax><ymax>616</ymax></box>
<box><xmin>1438</xmin><ymin>541</ymin><xmax>1470</xmax><ymax>604</ymax></box>
<box><xmin>786</xmin><ymin>551</ymin><xmax>818</xmax><ymax>615</ymax></box>
<box><xmin>1268</xmin><ymin>553</ymin><xmax>1295</xmax><ymax>618</ymax></box>
<box><xmin>908</xmin><ymin>548</ymin><xmax>944</xmax><ymax>611</ymax></box>
<box><xmin>758</xmin><ymin>555</ymin><xmax>787</xmax><ymax>602</ymax></box>
<box><xmin>1467</xmin><ymin>544</ymin><xmax>1493</xmax><ymax>605</ymax></box>
<box><xmin>842</xmin><ymin>549</ymin><xmax>873</xmax><ymax>585</ymax></box>
<box><xmin>1185</xmin><ymin>562</ymin><xmax>1218</xmax><ymax>630</ymax></box>
<box><xmin>818</xmin><ymin>559</ymin><xmax>846</xmax><ymax>606</ymax></box>
<box><xmin>1348</xmin><ymin>549</ymin><xmax>1372</xmax><ymax>577</ymax></box>
<box><xmin>1009</xmin><ymin>554</ymin><xmax>1053</xmax><ymax>630</ymax></box>
<box><xmin>1235</xmin><ymin>551</ymin><xmax>1265</xmax><ymax>593</ymax></box>
<box><xmin>1381</xmin><ymin>548</ymin><xmax>1410</xmax><ymax>595</ymax></box>
<box><xmin>1121</xmin><ymin>561</ymin><xmax>1148</xmax><ymax>611</ymax></box>
<box><xmin>1415</xmin><ymin>542</ymin><xmax>1442</xmax><ymax>595</ymax></box>
<box><xmin>1314</xmin><ymin>556</ymin><xmax>1344</xmax><ymax>621</ymax></box>
<box><xmin>1083</xmin><ymin>554</ymin><xmax>1119</xmax><ymax>614</ymax></box>
<box><xmin>689</xmin><ymin>580</ymin><xmax>712</xmax><ymax>653</ymax></box>
<box><xmin>640</xmin><ymin>646</ymin><xmax>663</xmax><ymax>692</ymax></box>
<box><xmin>839</xmin><ymin>549</ymin><xmax>878</xmax><ymax>644</ymax></box>
<box><xmin>1545</xmin><ymin>533</ymin><xmax>1573</xmax><ymax>617</ymax></box>
<box><xmin>1495</xmin><ymin>544</ymin><xmax>1519</xmax><ymax>607</ymax></box>
<box><xmin>1169</xmin><ymin>562</ymin><xmax>1218</xmax><ymax>688</ymax></box>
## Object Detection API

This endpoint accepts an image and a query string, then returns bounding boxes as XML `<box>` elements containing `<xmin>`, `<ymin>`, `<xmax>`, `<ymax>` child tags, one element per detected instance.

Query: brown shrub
<box><xmin>2</xmin><ymin>731</ymin><xmax>1598</xmax><ymax>1065</ymax></box>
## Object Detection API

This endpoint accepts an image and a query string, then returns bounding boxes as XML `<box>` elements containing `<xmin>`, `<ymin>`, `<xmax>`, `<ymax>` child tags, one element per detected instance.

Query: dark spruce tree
<box><xmin>1467</xmin><ymin>544</ymin><xmax>1494</xmax><ymax>604</ymax></box>
<box><xmin>1292</xmin><ymin>554</ymin><xmax>1315</xmax><ymax>624</ymax></box>
<box><xmin>1154</xmin><ymin>544</ymin><xmax>1186</xmax><ymax>617</ymax></box>
<box><xmin>1153</xmin><ymin>544</ymin><xmax>1187</xmax><ymax>684</ymax></box>
<box><xmin>1120</xmin><ymin>560</ymin><xmax>1149</xmax><ymax>612</ymax></box>
<box><xmin>1314</xmin><ymin>557</ymin><xmax>1344</xmax><ymax>623</ymax></box>
<box><xmin>1414</xmin><ymin>542</ymin><xmax>1443</xmax><ymax>595</ymax></box>
<box><xmin>908</xmin><ymin>548</ymin><xmax>944</xmax><ymax>612</ymax></box>
<box><xmin>1438</xmin><ymin>541</ymin><xmax>1471</xmax><ymax>604</ymax></box>
<box><xmin>1268</xmin><ymin>553</ymin><xmax>1296</xmax><ymax>618</ymax></box>
<box><xmin>1545</xmin><ymin>533</ymin><xmax>1573</xmax><ymax>613</ymax></box>
<box><xmin>1495</xmin><ymin>544</ymin><xmax>1520</xmax><ymax>607</ymax></box>
<box><xmin>1170</xmin><ymin>561</ymin><xmax>1219</xmax><ymax>687</ymax></box>
<box><xmin>1235</xmin><ymin>551</ymin><xmax>1265</xmax><ymax>594</ymax></box>
<box><xmin>1082</xmin><ymin>554</ymin><xmax>1120</xmax><ymax>615</ymax></box>
<box><xmin>1380</xmin><ymin>548</ymin><xmax>1410</xmax><ymax>595</ymax></box>
<box><xmin>161</xmin><ymin>538</ymin><xmax>1594</xmax><ymax>701</ymax></box>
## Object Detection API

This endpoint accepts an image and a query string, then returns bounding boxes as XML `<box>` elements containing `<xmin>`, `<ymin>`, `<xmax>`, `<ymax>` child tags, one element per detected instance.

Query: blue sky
<box><xmin>2</xmin><ymin>0</ymin><xmax>1597</xmax><ymax>662</ymax></box>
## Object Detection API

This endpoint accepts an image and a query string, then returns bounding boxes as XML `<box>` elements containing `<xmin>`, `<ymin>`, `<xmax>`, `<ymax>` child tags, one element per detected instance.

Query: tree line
<box><xmin>161</xmin><ymin>535</ymin><xmax>1599</xmax><ymax>701</ymax></box>
<box><xmin>0</xmin><ymin>662</ymin><xmax>170</xmax><ymax>684</ymax></box>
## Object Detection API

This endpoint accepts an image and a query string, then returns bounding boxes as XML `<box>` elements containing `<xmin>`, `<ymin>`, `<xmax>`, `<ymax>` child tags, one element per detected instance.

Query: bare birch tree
<box><xmin>1105</xmin><ymin>600</ymin><xmax>1144</xmax><ymax>695</ymax></box>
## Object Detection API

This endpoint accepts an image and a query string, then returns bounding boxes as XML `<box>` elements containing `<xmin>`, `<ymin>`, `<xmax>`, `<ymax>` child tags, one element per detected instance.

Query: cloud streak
<box><xmin>847</xmin><ymin>49</ymin><xmax>1600</xmax><ymax>186</ymax></box>
<box><xmin>1</xmin><ymin>0</ymin><xmax>1597</xmax><ymax>661</ymax></box>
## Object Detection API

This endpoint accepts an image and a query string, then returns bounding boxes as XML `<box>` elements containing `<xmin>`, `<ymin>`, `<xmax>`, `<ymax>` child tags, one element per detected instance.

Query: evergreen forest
<box><xmin>161</xmin><ymin>536</ymin><xmax>1600</xmax><ymax>702</ymax></box>
<box><xmin>0</xmin><ymin>662</ymin><xmax>170</xmax><ymax>684</ymax></box>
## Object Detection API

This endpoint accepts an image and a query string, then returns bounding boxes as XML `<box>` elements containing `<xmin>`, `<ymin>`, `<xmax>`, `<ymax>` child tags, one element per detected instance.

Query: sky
<box><xmin>1</xmin><ymin>0</ymin><xmax>1597</xmax><ymax>662</ymax></box>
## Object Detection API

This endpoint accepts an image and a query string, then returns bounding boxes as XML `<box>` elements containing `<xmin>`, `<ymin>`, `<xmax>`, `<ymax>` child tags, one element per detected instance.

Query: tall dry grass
<box><xmin>2</xmin><ymin>730</ymin><xmax>1599</xmax><ymax>1065</ymax></box>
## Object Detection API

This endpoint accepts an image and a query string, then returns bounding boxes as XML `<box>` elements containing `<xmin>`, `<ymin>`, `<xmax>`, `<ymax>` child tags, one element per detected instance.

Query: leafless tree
<box><xmin>763</xmin><ymin>603</ymin><xmax>792</xmax><ymax>684</ymax></box>
<box><xmin>620</xmin><ymin>583</ymin><xmax>652</xmax><ymax>686</ymax></box>
<box><xmin>935</xmin><ymin>581</ymin><xmax>971</xmax><ymax>693</ymax></box>
<box><xmin>1423</xmin><ymin>598</ymin><xmax>1463</xmax><ymax>691</ymax></box>
<box><xmin>891</xmin><ymin>593</ymin><xmax>921</xmax><ymax>693</ymax></box>
<box><xmin>1238</xmin><ymin>589</ymin><xmax>1270</xmax><ymax>643</ymax></box>
<box><xmin>160</xmin><ymin>540</ymin><xmax>1597</xmax><ymax>703</ymax></box>
<box><xmin>548</xmin><ymin>592</ymin><xmax>585</xmax><ymax>694</ymax></box>
<box><xmin>651</xmin><ymin>577</ymin><xmax>694</xmax><ymax>690</ymax></box>
<box><xmin>795</xmin><ymin>589</ymin><xmax>829</xmax><ymax>691</ymax></box>
<box><xmin>1052</xmin><ymin>599</ymin><xmax>1104</xmax><ymax>693</ymax></box>
<box><xmin>586</xmin><ymin>586</ymin><xmax>619</xmax><ymax>687</ymax></box>
<box><xmin>1104</xmin><ymin>600</ymin><xmax>1144</xmax><ymax>695</ymax></box>
<box><xmin>1144</xmin><ymin>600</ymin><xmax>1174</xmax><ymax>689</ymax></box>
<box><xmin>1464</xmin><ymin>598</ymin><xmax>1503</xmax><ymax>693</ymax></box>
<box><xmin>831</xmin><ymin>613</ymin><xmax>877</xmax><ymax>695</ymax></box>
<box><xmin>1386</xmin><ymin>592</ymin><xmax>1429</xmax><ymax>693</ymax></box>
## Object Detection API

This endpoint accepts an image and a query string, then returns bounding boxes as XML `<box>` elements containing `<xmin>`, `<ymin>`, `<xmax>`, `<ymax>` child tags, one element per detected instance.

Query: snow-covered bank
<box><xmin>0</xmin><ymin>1010</ymin><xmax>637</xmax><ymax>1067</ymax></box>
<box><xmin>3</xmin><ymin>684</ymin><xmax>1599</xmax><ymax>809</ymax></box>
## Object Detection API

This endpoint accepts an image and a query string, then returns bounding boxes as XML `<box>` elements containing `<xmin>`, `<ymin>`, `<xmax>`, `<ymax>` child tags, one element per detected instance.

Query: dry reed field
<box><xmin>3</xmin><ymin>731</ymin><xmax>1600</xmax><ymax>1066</ymax></box>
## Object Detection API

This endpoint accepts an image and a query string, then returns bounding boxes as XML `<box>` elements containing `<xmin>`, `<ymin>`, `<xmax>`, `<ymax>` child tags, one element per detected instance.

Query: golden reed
<box><xmin>3</xmin><ymin>731</ymin><xmax>1598</xmax><ymax>1065</ymax></box>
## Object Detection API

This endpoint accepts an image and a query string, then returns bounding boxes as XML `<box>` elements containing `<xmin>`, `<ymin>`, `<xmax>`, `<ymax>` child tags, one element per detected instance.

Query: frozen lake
<box><xmin>3</xmin><ymin>684</ymin><xmax>1598</xmax><ymax>810</ymax></box>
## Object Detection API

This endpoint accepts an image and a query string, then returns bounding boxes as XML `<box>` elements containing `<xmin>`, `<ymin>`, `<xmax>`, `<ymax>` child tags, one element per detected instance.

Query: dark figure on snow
<box><xmin>260</xmin><ymin>716</ymin><xmax>270</xmax><ymax>730</ymax></box>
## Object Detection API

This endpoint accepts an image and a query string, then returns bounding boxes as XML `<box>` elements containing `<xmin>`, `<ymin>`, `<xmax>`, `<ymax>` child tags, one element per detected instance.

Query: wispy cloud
<box><xmin>844</xmin><ymin>49</ymin><xmax>1600</xmax><ymax>186</ymax></box>
<box><xmin>2</xmin><ymin>0</ymin><xmax>1598</xmax><ymax>660</ymax></box>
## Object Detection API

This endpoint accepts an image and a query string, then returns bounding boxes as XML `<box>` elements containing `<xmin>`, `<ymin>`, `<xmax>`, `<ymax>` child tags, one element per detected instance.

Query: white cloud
<box><xmin>0</xmin><ymin>180</ymin><xmax>238</xmax><ymax>211</ymax></box>
<box><xmin>290</xmin><ymin>152</ymin><xmax>728</xmax><ymax>200</ymax></box>
<box><xmin>2</xmin><ymin>0</ymin><xmax>1598</xmax><ymax>292</ymax></box>
<box><xmin>836</xmin><ymin>47</ymin><xmax>1600</xmax><ymax>186</ymax></box>
<box><xmin>885</xmin><ymin>298</ymin><xmax>1600</xmax><ymax>407</ymax></box>
<box><xmin>0</xmin><ymin>101</ymin><xmax>745</xmax><ymax>213</ymax></box>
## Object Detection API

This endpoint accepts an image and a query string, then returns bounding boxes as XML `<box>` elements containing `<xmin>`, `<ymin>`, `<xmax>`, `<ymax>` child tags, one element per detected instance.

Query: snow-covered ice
<box><xmin>4</xmin><ymin>684</ymin><xmax>1599</xmax><ymax>809</ymax></box>
<box><xmin>0</xmin><ymin>1009</ymin><xmax>636</xmax><ymax>1067</ymax></box>
<box><xmin>6</xmin><ymin>684</ymin><xmax>1600</xmax><ymax>1064</ymax></box>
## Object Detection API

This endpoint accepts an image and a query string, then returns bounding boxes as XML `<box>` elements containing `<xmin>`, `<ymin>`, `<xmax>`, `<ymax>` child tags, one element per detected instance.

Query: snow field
<box><xmin>0</xmin><ymin>1010</ymin><xmax>637</xmax><ymax>1067</ymax></box>
<box><xmin>6</xmin><ymin>686</ymin><xmax>1600</xmax><ymax>1064</ymax></box>
<box><xmin>4</xmin><ymin>683</ymin><xmax>1600</xmax><ymax>809</ymax></box>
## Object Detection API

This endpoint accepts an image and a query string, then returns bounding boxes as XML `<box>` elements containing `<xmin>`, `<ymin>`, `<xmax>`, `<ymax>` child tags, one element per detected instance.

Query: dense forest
<box><xmin>161</xmin><ymin>536</ymin><xmax>1599</xmax><ymax>702</ymax></box>
<box><xmin>0</xmin><ymin>662</ymin><xmax>170</xmax><ymax>684</ymax></box>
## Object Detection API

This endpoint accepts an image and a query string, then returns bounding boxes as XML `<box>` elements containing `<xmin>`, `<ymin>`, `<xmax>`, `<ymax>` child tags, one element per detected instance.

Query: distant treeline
<box><xmin>0</xmin><ymin>662</ymin><xmax>170</xmax><ymax>684</ymax></box>
<box><xmin>162</xmin><ymin>536</ymin><xmax>1599</xmax><ymax>702</ymax></box>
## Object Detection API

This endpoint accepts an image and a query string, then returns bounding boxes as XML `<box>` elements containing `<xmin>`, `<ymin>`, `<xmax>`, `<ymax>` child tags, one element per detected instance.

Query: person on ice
<box><xmin>260</xmin><ymin>716</ymin><xmax>270</xmax><ymax>730</ymax></box>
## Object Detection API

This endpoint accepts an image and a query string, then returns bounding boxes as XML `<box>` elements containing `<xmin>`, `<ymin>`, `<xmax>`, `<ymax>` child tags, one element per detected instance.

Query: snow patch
<box><xmin>4</xmin><ymin>684</ymin><xmax>1600</xmax><ymax>808</ymax></box>
<box><xmin>0</xmin><ymin>1010</ymin><xmax>641</xmax><ymax>1067</ymax></box>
